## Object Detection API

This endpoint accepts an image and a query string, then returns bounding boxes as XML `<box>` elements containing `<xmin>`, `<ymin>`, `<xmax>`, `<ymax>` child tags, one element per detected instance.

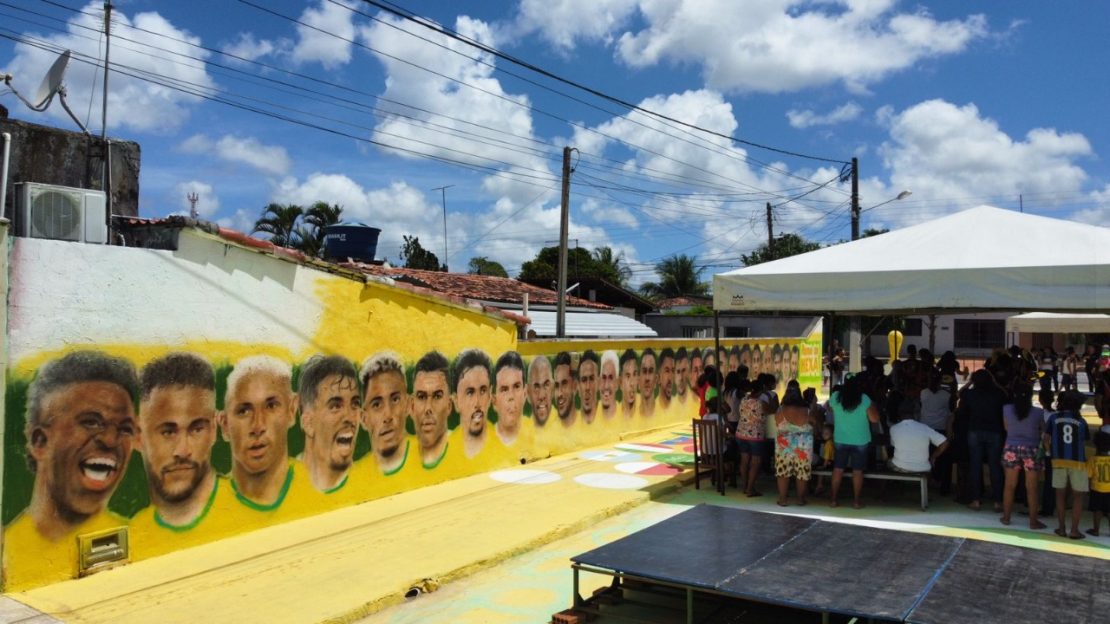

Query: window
<box><xmin>682</xmin><ymin>326</ymin><xmax>711</xmax><ymax>338</ymax></box>
<box><xmin>724</xmin><ymin>326</ymin><xmax>749</xmax><ymax>338</ymax></box>
<box><xmin>954</xmin><ymin>319</ymin><xmax>1005</xmax><ymax>350</ymax></box>
<box><xmin>903</xmin><ymin>318</ymin><xmax>923</xmax><ymax>337</ymax></box>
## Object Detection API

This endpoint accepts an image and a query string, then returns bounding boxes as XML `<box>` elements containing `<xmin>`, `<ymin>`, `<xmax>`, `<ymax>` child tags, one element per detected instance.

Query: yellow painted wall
<box><xmin>1</xmin><ymin>234</ymin><xmax>821</xmax><ymax>592</ymax></box>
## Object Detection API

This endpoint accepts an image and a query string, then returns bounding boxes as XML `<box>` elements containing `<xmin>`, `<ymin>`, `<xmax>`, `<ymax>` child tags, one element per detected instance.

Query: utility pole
<box><xmin>102</xmin><ymin>1</ymin><xmax>113</xmax><ymax>242</ymax></box>
<box><xmin>848</xmin><ymin>156</ymin><xmax>861</xmax><ymax>374</ymax></box>
<box><xmin>849</xmin><ymin>157</ymin><xmax>860</xmax><ymax>241</ymax></box>
<box><xmin>557</xmin><ymin>147</ymin><xmax>573</xmax><ymax>338</ymax></box>
<box><xmin>101</xmin><ymin>1</ymin><xmax>111</xmax><ymax>141</ymax></box>
<box><xmin>765</xmin><ymin>202</ymin><xmax>774</xmax><ymax>252</ymax></box>
<box><xmin>187</xmin><ymin>192</ymin><xmax>199</xmax><ymax>219</ymax></box>
<box><xmin>432</xmin><ymin>184</ymin><xmax>453</xmax><ymax>271</ymax></box>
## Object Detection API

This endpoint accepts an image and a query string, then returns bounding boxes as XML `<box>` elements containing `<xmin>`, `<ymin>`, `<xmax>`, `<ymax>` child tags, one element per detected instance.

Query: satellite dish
<box><xmin>33</xmin><ymin>50</ymin><xmax>71</xmax><ymax>110</ymax></box>
<box><xmin>3</xmin><ymin>49</ymin><xmax>89</xmax><ymax>134</ymax></box>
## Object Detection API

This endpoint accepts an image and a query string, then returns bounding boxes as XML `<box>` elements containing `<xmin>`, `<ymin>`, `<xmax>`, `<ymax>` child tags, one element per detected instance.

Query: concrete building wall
<box><xmin>0</xmin><ymin>117</ymin><xmax>140</xmax><ymax>224</ymax></box>
<box><xmin>643</xmin><ymin>313</ymin><xmax>817</xmax><ymax>339</ymax></box>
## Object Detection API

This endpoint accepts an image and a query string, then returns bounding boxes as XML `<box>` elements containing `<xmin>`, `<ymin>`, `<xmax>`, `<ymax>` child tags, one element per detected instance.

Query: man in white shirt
<box><xmin>889</xmin><ymin>410</ymin><xmax>949</xmax><ymax>474</ymax></box>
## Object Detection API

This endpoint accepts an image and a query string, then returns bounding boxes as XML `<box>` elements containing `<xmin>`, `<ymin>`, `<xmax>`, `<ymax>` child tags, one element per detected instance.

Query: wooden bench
<box><xmin>812</xmin><ymin>468</ymin><xmax>929</xmax><ymax>511</ymax></box>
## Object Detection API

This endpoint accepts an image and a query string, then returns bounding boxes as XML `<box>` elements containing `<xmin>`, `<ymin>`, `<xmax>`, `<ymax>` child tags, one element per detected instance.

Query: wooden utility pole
<box><xmin>557</xmin><ymin>147</ymin><xmax>572</xmax><ymax>338</ymax></box>
<box><xmin>849</xmin><ymin>157</ymin><xmax>860</xmax><ymax>241</ymax></box>
<box><xmin>766</xmin><ymin>201</ymin><xmax>774</xmax><ymax>252</ymax></box>
<box><xmin>849</xmin><ymin>157</ymin><xmax>861</xmax><ymax>373</ymax></box>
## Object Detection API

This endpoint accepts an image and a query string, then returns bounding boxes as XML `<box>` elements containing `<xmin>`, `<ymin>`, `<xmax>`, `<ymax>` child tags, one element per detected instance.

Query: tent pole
<box><xmin>713</xmin><ymin>311</ymin><xmax>721</xmax><ymax>386</ymax></box>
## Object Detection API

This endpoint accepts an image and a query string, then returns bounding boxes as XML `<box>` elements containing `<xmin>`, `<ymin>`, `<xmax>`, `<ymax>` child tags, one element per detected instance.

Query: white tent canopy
<box><xmin>714</xmin><ymin>206</ymin><xmax>1110</xmax><ymax>314</ymax></box>
<box><xmin>1005</xmin><ymin>312</ymin><xmax>1110</xmax><ymax>333</ymax></box>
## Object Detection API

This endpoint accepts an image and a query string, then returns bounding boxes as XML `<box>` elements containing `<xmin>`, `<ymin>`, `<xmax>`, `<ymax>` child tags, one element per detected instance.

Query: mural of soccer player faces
<box><xmin>619</xmin><ymin>349</ymin><xmax>639</xmax><ymax>418</ymax></box>
<box><xmin>639</xmin><ymin>348</ymin><xmax>657</xmax><ymax>418</ymax></box>
<box><xmin>687</xmin><ymin>348</ymin><xmax>703</xmax><ymax>393</ymax></box>
<box><xmin>577</xmin><ymin>350</ymin><xmax>600</xmax><ymax>423</ymax></box>
<box><xmin>673</xmin><ymin>348</ymin><xmax>689</xmax><ymax>402</ymax></box>
<box><xmin>526</xmin><ymin>355</ymin><xmax>554</xmax><ymax>427</ymax></box>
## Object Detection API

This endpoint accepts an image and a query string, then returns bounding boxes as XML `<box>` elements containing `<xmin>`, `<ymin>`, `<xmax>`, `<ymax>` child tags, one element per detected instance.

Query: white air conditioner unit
<box><xmin>15</xmin><ymin>182</ymin><xmax>108</xmax><ymax>244</ymax></box>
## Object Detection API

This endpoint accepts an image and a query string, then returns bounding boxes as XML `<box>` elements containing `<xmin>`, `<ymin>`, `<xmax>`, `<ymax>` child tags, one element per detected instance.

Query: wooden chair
<box><xmin>692</xmin><ymin>418</ymin><xmax>731</xmax><ymax>495</ymax></box>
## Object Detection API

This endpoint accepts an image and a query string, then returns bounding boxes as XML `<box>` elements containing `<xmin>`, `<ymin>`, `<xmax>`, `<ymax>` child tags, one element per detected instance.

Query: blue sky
<box><xmin>3</xmin><ymin>1</ymin><xmax>1109</xmax><ymax>285</ymax></box>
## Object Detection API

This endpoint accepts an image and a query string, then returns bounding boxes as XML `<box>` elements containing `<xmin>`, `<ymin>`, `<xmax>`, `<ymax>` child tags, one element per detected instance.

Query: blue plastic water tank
<box><xmin>323</xmin><ymin>223</ymin><xmax>381</xmax><ymax>262</ymax></box>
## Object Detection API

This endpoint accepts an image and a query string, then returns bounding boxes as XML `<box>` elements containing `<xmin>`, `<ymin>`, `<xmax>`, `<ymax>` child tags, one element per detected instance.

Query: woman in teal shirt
<box><xmin>830</xmin><ymin>374</ymin><xmax>881</xmax><ymax>508</ymax></box>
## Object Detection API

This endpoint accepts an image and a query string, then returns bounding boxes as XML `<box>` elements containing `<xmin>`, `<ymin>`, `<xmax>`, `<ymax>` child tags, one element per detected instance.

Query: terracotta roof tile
<box><xmin>350</xmin><ymin>265</ymin><xmax>612</xmax><ymax>310</ymax></box>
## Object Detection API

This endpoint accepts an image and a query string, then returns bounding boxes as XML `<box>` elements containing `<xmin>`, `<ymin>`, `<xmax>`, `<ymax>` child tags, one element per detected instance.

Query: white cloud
<box><xmin>513</xmin><ymin>1</ymin><xmax>988</xmax><ymax>94</ymax></box>
<box><xmin>2</xmin><ymin>2</ymin><xmax>214</xmax><ymax>132</ymax></box>
<box><xmin>217</xmin><ymin>209</ymin><xmax>256</xmax><ymax>234</ymax></box>
<box><xmin>274</xmin><ymin>175</ymin><xmax>442</xmax><ymax>263</ymax></box>
<box><xmin>875</xmin><ymin>99</ymin><xmax>1092</xmax><ymax>226</ymax></box>
<box><xmin>180</xmin><ymin>134</ymin><xmax>291</xmax><ymax>176</ymax></box>
<box><xmin>581</xmin><ymin>197</ymin><xmax>639</xmax><ymax>228</ymax></box>
<box><xmin>359</xmin><ymin>14</ymin><xmax>553</xmax><ymax>200</ymax></box>
<box><xmin>1071</xmin><ymin>185</ymin><xmax>1110</xmax><ymax>227</ymax></box>
<box><xmin>174</xmin><ymin>181</ymin><xmax>219</xmax><ymax>218</ymax></box>
<box><xmin>291</xmin><ymin>0</ymin><xmax>357</xmax><ymax>68</ymax></box>
<box><xmin>223</xmin><ymin>32</ymin><xmax>278</xmax><ymax>62</ymax></box>
<box><xmin>509</xmin><ymin>0</ymin><xmax>638</xmax><ymax>51</ymax></box>
<box><xmin>787</xmin><ymin>102</ymin><xmax>863</xmax><ymax>129</ymax></box>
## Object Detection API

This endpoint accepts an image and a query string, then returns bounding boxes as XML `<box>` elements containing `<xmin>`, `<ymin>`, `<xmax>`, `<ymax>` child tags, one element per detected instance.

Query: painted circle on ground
<box><xmin>580</xmin><ymin>450</ymin><xmax>643</xmax><ymax>463</ymax></box>
<box><xmin>614</xmin><ymin>461</ymin><xmax>660</xmax><ymax>474</ymax></box>
<box><xmin>574</xmin><ymin>473</ymin><xmax>649</xmax><ymax>490</ymax></box>
<box><xmin>652</xmin><ymin>452</ymin><xmax>695</xmax><ymax>466</ymax></box>
<box><xmin>489</xmin><ymin>469</ymin><xmax>561</xmax><ymax>485</ymax></box>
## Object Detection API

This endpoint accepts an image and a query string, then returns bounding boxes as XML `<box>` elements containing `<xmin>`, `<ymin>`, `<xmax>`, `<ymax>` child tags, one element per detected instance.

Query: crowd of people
<box><xmin>696</xmin><ymin>343</ymin><xmax>1110</xmax><ymax>537</ymax></box>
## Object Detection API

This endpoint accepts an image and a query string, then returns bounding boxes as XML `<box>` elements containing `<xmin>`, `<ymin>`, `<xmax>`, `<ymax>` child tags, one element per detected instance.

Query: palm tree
<box><xmin>639</xmin><ymin>254</ymin><xmax>709</xmax><ymax>300</ymax></box>
<box><xmin>301</xmin><ymin>202</ymin><xmax>343</xmax><ymax>257</ymax></box>
<box><xmin>252</xmin><ymin>203</ymin><xmax>303</xmax><ymax>248</ymax></box>
<box><xmin>591</xmin><ymin>246</ymin><xmax>631</xmax><ymax>286</ymax></box>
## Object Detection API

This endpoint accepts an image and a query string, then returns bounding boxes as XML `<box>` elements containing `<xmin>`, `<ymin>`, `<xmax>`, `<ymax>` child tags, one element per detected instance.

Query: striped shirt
<box><xmin>1045</xmin><ymin>411</ymin><xmax>1089</xmax><ymax>470</ymax></box>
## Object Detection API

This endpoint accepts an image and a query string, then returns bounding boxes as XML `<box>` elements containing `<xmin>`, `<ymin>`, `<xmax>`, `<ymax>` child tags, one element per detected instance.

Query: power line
<box><xmin>359</xmin><ymin>0</ymin><xmax>849</xmax><ymax>166</ymax></box>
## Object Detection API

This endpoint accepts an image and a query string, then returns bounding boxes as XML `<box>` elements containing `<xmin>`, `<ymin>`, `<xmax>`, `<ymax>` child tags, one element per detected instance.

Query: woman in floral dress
<box><xmin>775</xmin><ymin>388</ymin><xmax>815</xmax><ymax>506</ymax></box>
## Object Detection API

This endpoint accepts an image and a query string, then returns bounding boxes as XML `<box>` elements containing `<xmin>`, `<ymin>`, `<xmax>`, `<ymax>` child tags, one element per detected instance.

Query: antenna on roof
<box><xmin>3</xmin><ymin>50</ymin><xmax>90</xmax><ymax>134</ymax></box>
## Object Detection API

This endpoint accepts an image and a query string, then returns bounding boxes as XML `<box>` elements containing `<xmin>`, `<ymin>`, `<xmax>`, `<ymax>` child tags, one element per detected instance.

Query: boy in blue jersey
<box><xmin>1044</xmin><ymin>391</ymin><xmax>1090</xmax><ymax>539</ymax></box>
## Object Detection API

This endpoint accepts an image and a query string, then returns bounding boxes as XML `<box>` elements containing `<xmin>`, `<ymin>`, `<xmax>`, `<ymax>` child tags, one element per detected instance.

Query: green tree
<box><xmin>467</xmin><ymin>256</ymin><xmax>508</xmax><ymax>277</ymax></box>
<box><xmin>400</xmin><ymin>235</ymin><xmax>445</xmax><ymax>271</ymax></box>
<box><xmin>639</xmin><ymin>254</ymin><xmax>709</xmax><ymax>299</ymax></box>
<box><xmin>741</xmin><ymin>233</ymin><xmax>821</xmax><ymax>266</ymax></box>
<box><xmin>300</xmin><ymin>201</ymin><xmax>343</xmax><ymax>256</ymax></box>
<box><xmin>518</xmin><ymin>246</ymin><xmax>624</xmax><ymax>284</ymax></box>
<box><xmin>252</xmin><ymin>203</ymin><xmax>303</xmax><ymax>248</ymax></box>
<box><xmin>862</xmin><ymin>227</ymin><xmax>889</xmax><ymax>238</ymax></box>
<box><xmin>591</xmin><ymin>246</ymin><xmax>631</xmax><ymax>286</ymax></box>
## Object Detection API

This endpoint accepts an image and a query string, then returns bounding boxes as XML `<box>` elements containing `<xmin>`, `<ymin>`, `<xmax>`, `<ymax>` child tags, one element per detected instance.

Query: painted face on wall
<box><xmin>639</xmin><ymin>353</ymin><xmax>657</xmax><ymax>401</ymax></box>
<box><xmin>689</xmin><ymin>355</ymin><xmax>703</xmax><ymax>390</ymax></box>
<box><xmin>751</xmin><ymin>348</ymin><xmax>762</xmax><ymax>377</ymax></box>
<box><xmin>740</xmin><ymin>350</ymin><xmax>751</xmax><ymax>375</ymax></box>
<box><xmin>220</xmin><ymin>371</ymin><xmax>295</xmax><ymax>477</ymax></box>
<box><xmin>728</xmin><ymin>354</ymin><xmax>740</xmax><ymax>374</ymax></box>
<box><xmin>577</xmin><ymin>359</ymin><xmax>599</xmax><ymax>415</ymax></box>
<box><xmin>410</xmin><ymin>370</ymin><xmax>450</xmax><ymax>450</ymax></box>
<box><xmin>139</xmin><ymin>384</ymin><xmax>215</xmax><ymax>505</ymax></box>
<box><xmin>553</xmin><ymin>363</ymin><xmax>575</xmax><ymax>420</ymax></box>
<box><xmin>773</xmin><ymin>349</ymin><xmax>784</xmax><ymax>385</ymax></box>
<box><xmin>599</xmin><ymin>359</ymin><xmax>617</xmax><ymax>410</ymax></box>
<box><xmin>303</xmin><ymin>374</ymin><xmax>361</xmax><ymax>473</ymax></box>
<box><xmin>454</xmin><ymin>366</ymin><xmax>491</xmax><ymax>437</ymax></box>
<box><xmin>493</xmin><ymin>366</ymin><xmax>525</xmax><ymax>429</ymax></box>
<box><xmin>791</xmin><ymin>349</ymin><xmax>800</xmax><ymax>380</ymax></box>
<box><xmin>674</xmin><ymin>357</ymin><xmax>689</xmax><ymax>396</ymax></box>
<box><xmin>32</xmin><ymin>381</ymin><xmax>136</xmax><ymax>519</ymax></box>
<box><xmin>762</xmin><ymin>348</ymin><xmax>774</xmax><ymax>382</ymax></box>
<box><xmin>527</xmin><ymin>358</ymin><xmax>553</xmax><ymax>426</ymax></box>
<box><xmin>621</xmin><ymin>359</ymin><xmax>639</xmax><ymax>407</ymax></box>
<box><xmin>659</xmin><ymin>357</ymin><xmax>675</xmax><ymax>400</ymax></box>
<box><xmin>363</xmin><ymin>370</ymin><xmax>408</xmax><ymax>459</ymax></box>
